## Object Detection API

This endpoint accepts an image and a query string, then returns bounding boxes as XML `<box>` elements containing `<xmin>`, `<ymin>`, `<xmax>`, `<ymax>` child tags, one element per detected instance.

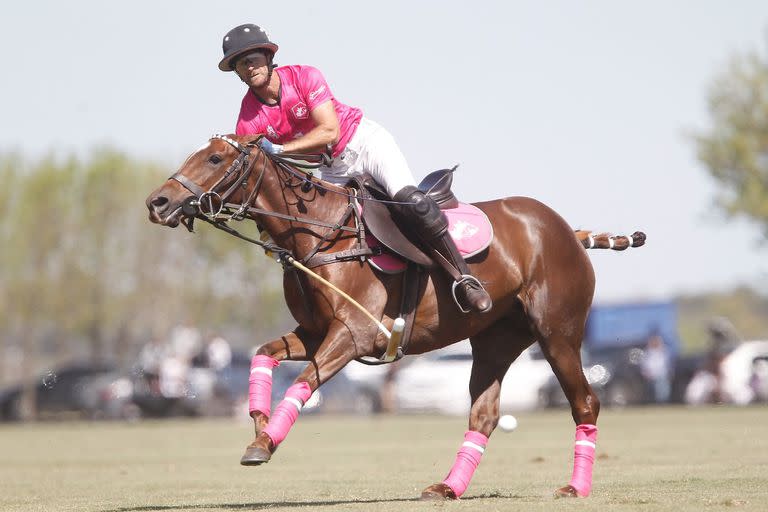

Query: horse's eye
<box><xmin>209</xmin><ymin>154</ymin><xmax>223</xmax><ymax>164</ymax></box>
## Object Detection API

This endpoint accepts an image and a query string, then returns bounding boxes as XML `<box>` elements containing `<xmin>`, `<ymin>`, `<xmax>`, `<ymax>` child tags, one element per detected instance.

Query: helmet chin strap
<box><xmin>265</xmin><ymin>52</ymin><xmax>276</xmax><ymax>82</ymax></box>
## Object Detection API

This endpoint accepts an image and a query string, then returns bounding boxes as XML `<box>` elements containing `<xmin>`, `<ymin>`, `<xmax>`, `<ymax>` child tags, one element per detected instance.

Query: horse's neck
<box><xmin>254</xmin><ymin>171</ymin><xmax>352</xmax><ymax>259</ymax></box>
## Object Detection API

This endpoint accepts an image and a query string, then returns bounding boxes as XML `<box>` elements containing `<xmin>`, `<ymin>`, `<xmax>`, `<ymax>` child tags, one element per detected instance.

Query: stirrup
<box><xmin>451</xmin><ymin>275</ymin><xmax>485</xmax><ymax>314</ymax></box>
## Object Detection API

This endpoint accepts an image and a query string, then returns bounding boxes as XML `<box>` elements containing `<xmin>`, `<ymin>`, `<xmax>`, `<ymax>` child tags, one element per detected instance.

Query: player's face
<box><xmin>235</xmin><ymin>51</ymin><xmax>271</xmax><ymax>89</ymax></box>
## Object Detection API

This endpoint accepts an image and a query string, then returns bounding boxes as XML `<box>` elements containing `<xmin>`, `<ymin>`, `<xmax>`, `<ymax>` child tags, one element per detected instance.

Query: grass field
<box><xmin>1</xmin><ymin>406</ymin><xmax>766</xmax><ymax>512</ymax></box>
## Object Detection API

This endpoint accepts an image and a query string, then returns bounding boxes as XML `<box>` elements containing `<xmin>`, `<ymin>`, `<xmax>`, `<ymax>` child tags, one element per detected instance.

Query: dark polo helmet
<box><xmin>218</xmin><ymin>24</ymin><xmax>278</xmax><ymax>72</ymax></box>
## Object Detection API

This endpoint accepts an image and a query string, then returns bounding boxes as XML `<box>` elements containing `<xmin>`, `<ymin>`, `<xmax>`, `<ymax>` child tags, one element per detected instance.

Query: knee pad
<box><xmin>393</xmin><ymin>185</ymin><xmax>448</xmax><ymax>238</ymax></box>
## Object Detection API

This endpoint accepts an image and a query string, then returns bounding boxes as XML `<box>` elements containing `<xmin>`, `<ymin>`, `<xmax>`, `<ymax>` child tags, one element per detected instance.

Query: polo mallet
<box><xmin>285</xmin><ymin>255</ymin><xmax>405</xmax><ymax>362</ymax></box>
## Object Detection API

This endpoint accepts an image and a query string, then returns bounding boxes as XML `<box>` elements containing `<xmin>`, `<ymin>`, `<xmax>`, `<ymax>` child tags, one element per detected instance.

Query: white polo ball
<box><xmin>498</xmin><ymin>414</ymin><xmax>518</xmax><ymax>432</ymax></box>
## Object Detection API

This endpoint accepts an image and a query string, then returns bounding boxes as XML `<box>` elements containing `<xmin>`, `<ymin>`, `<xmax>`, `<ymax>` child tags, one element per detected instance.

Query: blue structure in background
<box><xmin>584</xmin><ymin>301</ymin><xmax>681</xmax><ymax>355</ymax></box>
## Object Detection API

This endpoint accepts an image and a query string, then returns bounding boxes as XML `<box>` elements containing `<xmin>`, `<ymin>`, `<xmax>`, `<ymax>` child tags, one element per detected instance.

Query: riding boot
<box><xmin>392</xmin><ymin>186</ymin><xmax>492</xmax><ymax>314</ymax></box>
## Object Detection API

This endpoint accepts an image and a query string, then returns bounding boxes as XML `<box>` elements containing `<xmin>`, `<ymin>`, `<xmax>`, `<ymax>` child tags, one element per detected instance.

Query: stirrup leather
<box><xmin>451</xmin><ymin>274</ymin><xmax>484</xmax><ymax>314</ymax></box>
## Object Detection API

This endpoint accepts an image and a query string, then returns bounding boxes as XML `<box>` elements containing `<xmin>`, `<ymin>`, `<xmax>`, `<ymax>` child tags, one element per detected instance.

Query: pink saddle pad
<box><xmin>367</xmin><ymin>202</ymin><xmax>493</xmax><ymax>274</ymax></box>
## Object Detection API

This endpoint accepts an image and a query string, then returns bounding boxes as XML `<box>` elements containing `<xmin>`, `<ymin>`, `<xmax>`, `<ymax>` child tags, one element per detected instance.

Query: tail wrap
<box><xmin>575</xmin><ymin>230</ymin><xmax>646</xmax><ymax>251</ymax></box>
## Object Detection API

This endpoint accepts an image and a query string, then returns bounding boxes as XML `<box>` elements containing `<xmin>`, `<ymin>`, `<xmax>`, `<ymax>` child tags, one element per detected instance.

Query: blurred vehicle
<box><xmin>0</xmin><ymin>362</ymin><xmax>115</xmax><ymax>421</ymax></box>
<box><xmin>751</xmin><ymin>355</ymin><xmax>768</xmax><ymax>403</ymax></box>
<box><xmin>393</xmin><ymin>341</ymin><xmax>552</xmax><ymax>415</ymax></box>
<box><xmin>720</xmin><ymin>340</ymin><xmax>768</xmax><ymax>404</ymax></box>
<box><xmin>685</xmin><ymin>340</ymin><xmax>768</xmax><ymax>405</ymax></box>
<box><xmin>132</xmin><ymin>351</ymin><xmax>382</xmax><ymax>418</ymax></box>
<box><xmin>584</xmin><ymin>302</ymin><xmax>681</xmax><ymax>355</ymax></box>
<box><xmin>273</xmin><ymin>360</ymin><xmax>386</xmax><ymax>415</ymax></box>
<box><xmin>341</xmin><ymin>360</ymin><xmax>396</xmax><ymax>414</ymax></box>
<box><xmin>540</xmin><ymin>343</ymin><xmax>652</xmax><ymax>408</ymax></box>
<box><xmin>132</xmin><ymin>352</ymin><xmax>246</xmax><ymax>418</ymax></box>
<box><xmin>78</xmin><ymin>370</ymin><xmax>141</xmax><ymax>421</ymax></box>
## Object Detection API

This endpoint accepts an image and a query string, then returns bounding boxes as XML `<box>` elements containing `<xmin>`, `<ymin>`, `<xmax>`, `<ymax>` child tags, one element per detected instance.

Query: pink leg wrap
<box><xmin>569</xmin><ymin>424</ymin><xmax>598</xmax><ymax>496</ymax></box>
<box><xmin>248</xmin><ymin>355</ymin><xmax>280</xmax><ymax>417</ymax></box>
<box><xmin>262</xmin><ymin>382</ymin><xmax>312</xmax><ymax>447</ymax></box>
<box><xmin>442</xmin><ymin>430</ymin><xmax>488</xmax><ymax>498</ymax></box>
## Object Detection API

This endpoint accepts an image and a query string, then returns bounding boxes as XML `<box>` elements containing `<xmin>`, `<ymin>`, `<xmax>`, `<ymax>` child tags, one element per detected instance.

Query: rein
<box><xmin>172</xmin><ymin>135</ymin><xmax>363</xmax><ymax>235</ymax></box>
<box><xmin>172</xmin><ymin>135</ymin><xmax>418</xmax><ymax>236</ymax></box>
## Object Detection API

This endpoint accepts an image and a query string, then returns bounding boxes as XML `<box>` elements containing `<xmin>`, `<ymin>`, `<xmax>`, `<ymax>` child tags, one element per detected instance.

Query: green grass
<box><xmin>1</xmin><ymin>406</ymin><xmax>767</xmax><ymax>512</ymax></box>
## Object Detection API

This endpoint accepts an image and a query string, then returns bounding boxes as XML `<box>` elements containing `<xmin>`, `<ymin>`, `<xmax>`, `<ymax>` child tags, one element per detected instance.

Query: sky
<box><xmin>2</xmin><ymin>1</ymin><xmax>767</xmax><ymax>303</ymax></box>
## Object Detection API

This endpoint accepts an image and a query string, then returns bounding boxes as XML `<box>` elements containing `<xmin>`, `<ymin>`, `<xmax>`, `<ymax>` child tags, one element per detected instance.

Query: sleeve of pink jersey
<box><xmin>299</xmin><ymin>66</ymin><xmax>334</xmax><ymax>111</ymax></box>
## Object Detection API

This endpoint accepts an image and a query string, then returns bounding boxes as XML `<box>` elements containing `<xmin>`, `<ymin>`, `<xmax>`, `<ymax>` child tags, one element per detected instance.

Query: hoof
<box><xmin>420</xmin><ymin>483</ymin><xmax>457</xmax><ymax>501</ymax></box>
<box><xmin>240</xmin><ymin>433</ymin><xmax>274</xmax><ymax>466</ymax></box>
<box><xmin>240</xmin><ymin>446</ymin><xmax>271</xmax><ymax>466</ymax></box>
<box><xmin>554</xmin><ymin>485</ymin><xmax>581</xmax><ymax>498</ymax></box>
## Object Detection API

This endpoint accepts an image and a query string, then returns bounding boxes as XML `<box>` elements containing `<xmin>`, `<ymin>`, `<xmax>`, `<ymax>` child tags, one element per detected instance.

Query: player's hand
<box><xmin>259</xmin><ymin>138</ymin><xmax>284</xmax><ymax>154</ymax></box>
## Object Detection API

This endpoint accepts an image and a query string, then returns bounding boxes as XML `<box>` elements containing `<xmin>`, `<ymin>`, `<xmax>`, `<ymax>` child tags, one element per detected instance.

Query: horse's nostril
<box><xmin>150</xmin><ymin>196</ymin><xmax>169</xmax><ymax>212</ymax></box>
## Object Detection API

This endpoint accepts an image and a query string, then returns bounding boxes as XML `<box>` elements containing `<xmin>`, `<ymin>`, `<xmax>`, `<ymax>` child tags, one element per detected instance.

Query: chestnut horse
<box><xmin>146</xmin><ymin>134</ymin><xmax>644</xmax><ymax>500</ymax></box>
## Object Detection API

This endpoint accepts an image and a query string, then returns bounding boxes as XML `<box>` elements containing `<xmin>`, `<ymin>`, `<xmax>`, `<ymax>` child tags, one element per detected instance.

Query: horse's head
<box><xmin>146</xmin><ymin>134</ymin><xmax>260</xmax><ymax>228</ymax></box>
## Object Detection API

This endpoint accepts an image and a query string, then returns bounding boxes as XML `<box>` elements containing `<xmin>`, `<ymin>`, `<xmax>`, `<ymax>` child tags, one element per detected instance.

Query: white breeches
<box><xmin>321</xmin><ymin>117</ymin><xmax>415</xmax><ymax>197</ymax></box>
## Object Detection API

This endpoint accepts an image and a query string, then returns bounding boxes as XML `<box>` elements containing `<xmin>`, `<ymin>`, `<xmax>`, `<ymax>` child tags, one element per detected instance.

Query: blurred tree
<box><xmin>0</xmin><ymin>149</ymin><xmax>289</xmax><ymax>390</ymax></box>
<box><xmin>694</xmin><ymin>41</ymin><xmax>768</xmax><ymax>239</ymax></box>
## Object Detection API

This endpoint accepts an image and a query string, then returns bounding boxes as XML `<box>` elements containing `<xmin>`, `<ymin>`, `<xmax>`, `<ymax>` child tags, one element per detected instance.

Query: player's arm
<box><xmin>281</xmin><ymin>101</ymin><xmax>339</xmax><ymax>154</ymax></box>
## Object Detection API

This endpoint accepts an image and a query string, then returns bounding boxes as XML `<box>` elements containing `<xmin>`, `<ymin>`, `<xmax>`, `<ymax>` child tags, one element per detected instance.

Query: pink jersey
<box><xmin>235</xmin><ymin>65</ymin><xmax>363</xmax><ymax>157</ymax></box>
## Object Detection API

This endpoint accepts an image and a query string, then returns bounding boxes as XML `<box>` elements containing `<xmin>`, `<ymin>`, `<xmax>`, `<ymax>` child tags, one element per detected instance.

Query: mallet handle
<box><xmin>287</xmin><ymin>256</ymin><xmax>393</xmax><ymax>339</ymax></box>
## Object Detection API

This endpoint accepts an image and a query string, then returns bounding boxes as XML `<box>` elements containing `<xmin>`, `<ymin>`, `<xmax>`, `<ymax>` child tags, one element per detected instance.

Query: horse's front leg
<box><xmin>240</xmin><ymin>321</ymin><xmax>357</xmax><ymax>466</ymax></box>
<box><xmin>245</xmin><ymin>326</ymin><xmax>323</xmax><ymax>439</ymax></box>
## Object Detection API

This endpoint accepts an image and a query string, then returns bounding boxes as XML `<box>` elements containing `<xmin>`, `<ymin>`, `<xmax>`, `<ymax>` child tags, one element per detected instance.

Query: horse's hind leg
<box><xmin>421</xmin><ymin>318</ymin><xmax>531</xmax><ymax>500</ymax></box>
<box><xmin>538</xmin><ymin>326</ymin><xmax>600</xmax><ymax>498</ymax></box>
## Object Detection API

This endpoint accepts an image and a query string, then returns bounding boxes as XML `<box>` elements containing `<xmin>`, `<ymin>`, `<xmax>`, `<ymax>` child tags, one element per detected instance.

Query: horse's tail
<box><xmin>574</xmin><ymin>230</ymin><xmax>646</xmax><ymax>251</ymax></box>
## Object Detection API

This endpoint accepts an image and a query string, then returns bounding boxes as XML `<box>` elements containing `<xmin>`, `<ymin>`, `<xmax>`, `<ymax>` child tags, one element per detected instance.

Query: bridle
<box><xmin>170</xmin><ymin>134</ymin><xmax>265</xmax><ymax>229</ymax></box>
<box><xmin>168</xmin><ymin>135</ymin><xmax>370</xmax><ymax>265</ymax></box>
<box><xmin>172</xmin><ymin>134</ymin><xmax>420</xmax><ymax>221</ymax></box>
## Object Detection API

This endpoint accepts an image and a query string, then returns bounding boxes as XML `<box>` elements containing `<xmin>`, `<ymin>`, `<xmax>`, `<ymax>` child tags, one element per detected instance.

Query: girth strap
<box><xmin>397</xmin><ymin>263</ymin><xmax>422</xmax><ymax>355</ymax></box>
<box><xmin>303</xmin><ymin>246</ymin><xmax>383</xmax><ymax>268</ymax></box>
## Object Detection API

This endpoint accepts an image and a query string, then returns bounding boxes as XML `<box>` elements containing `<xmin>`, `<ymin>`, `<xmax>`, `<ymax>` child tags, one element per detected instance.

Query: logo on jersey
<box><xmin>266</xmin><ymin>125</ymin><xmax>278</xmax><ymax>139</ymax></box>
<box><xmin>291</xmin><ymin>102</ymin><xmax>309</xmax><ymax>120</ymax></box>
<box><xmin>309</xmin><ymin>85</ymin><xmax>326</xmax><ymax>101</ymax></box>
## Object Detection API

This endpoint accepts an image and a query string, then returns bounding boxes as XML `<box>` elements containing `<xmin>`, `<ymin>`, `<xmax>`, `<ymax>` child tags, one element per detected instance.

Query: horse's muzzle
<box><xmin>146</xmin><ymin>194</ymin><xmax>183</xmax><ymax>227</ymax></box>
